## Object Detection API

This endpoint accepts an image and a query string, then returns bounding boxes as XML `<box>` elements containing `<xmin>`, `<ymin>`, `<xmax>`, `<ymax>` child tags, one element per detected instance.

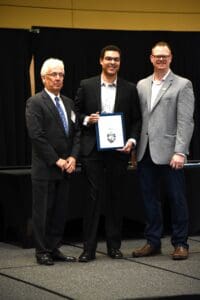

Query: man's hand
<box><xmin>56</xmin><ymin>158</ymin><xmax>68</xmax><ymax>172</ymax></box>
<box><xmin>87</xmin><ymin>112</ymin><xmax>100</xmax><ymax>124</ymax></box>
<box><xmin>64</xmin><ymin>156</ymin><xmax>76</xmax><ymax>174</ymax></box>
<box><xmin>118</xmin><ymin>140</ymin><xmax>133</xmax><ymax>154</ymax></box>
<box><xmin>170</xmin><ymin>154</ymin><xmax>185</xmax><ymax>170</ymax></box>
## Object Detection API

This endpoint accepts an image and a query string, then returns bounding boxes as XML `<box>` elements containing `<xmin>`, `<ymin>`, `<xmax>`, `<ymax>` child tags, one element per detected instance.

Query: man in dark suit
<box><xmin>75</xmin><ymin>45</ymin><xmax>142</xmax><ymax>262</ymax></box>
<box><xmin>132</xmin><ymin>41</ymin><xmax>195</xmax><ymax>260</ymax></box>
<box><xmin>26</xmin><ymin>58</ymin><xmax>80</xmax><ymax>265</ymax></box>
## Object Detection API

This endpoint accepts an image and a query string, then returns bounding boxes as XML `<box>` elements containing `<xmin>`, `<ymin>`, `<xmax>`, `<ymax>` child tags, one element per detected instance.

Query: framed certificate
<box><xmin>95</xmin><ymin>113</ymin><xmax>125</xmax><ymax>151</ymax></box>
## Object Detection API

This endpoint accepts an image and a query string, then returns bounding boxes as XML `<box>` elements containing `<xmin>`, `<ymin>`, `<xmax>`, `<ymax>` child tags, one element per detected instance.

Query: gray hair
<box><xmin>40</xmin><ymin>58</ymin><xmax>65</xmax><ymax>76</ymax></box>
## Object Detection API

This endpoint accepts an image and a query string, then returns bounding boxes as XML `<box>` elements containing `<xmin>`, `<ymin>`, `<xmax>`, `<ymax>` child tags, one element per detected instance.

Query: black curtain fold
<box><xmin>0</xmin><ymin>28</ymin><xmax>32</xmax><ymax>166</ymax></box>
<box><xmin>0</xmin><ymin>27</ymin><xmax>200</xmax><ymax>166</ymax></box>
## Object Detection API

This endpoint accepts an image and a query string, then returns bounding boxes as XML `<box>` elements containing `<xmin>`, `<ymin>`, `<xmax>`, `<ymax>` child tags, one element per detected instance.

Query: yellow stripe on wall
<box><xmin>0</xmin><ymin>0</ymin><xmax>200</xmax><ymax>31</ymax></box>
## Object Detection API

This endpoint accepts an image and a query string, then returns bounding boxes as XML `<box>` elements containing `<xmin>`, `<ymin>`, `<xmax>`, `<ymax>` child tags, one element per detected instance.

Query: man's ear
<box><xmin>41</xmin><ymin>76</ymin><xmax>45</xmax><ymax>84</ymax></box>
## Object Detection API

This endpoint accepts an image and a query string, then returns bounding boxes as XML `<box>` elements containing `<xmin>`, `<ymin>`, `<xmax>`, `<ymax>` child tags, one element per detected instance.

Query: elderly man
<box><xmin>26</xmin><ymin>58</ymin><xmax>80</xmax><ymax>265</ymax></box>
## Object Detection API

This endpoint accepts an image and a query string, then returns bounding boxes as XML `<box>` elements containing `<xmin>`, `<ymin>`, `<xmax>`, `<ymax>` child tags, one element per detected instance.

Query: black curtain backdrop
<box><xmin>0</xmin><ymin>27</ymin><xmax>200</xmax><ymax>166</ymax></box>
<box><xmin>32</xmin><ymin>27</ymin><xmax>200</xmax><ymax>161</ymax></box>
<box><xmin>0</xmin><ymin>28</ymin><xmax>32</xmax><ymax>166</ymax></box>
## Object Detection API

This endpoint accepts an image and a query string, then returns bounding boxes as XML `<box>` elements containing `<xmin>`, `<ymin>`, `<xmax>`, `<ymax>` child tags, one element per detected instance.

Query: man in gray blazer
<box><xmin>26</xmin><ymin>58</ymin><xmax>80</xmax><ymax>265</ymax></box>
<box><xmin>132</xmin><ymin>41</ymin><xmax>194</xmax><ymax>260</ymax></box>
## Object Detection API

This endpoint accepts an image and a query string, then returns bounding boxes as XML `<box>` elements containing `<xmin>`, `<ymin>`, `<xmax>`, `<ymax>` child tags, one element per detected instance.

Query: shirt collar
<box><xmin>45</xmin><ymin>88</ymin><xmax>60</xmax><ymax>101</ymax></box>
<box><xmin>101</xmin><ymin>76</ymin><xmax>117</xmax><ymax>87</ymax></box>
<box><xmin>152</xmin><ymin>69</ymin><xmax>171</xmax><ymax>84</ymax></box>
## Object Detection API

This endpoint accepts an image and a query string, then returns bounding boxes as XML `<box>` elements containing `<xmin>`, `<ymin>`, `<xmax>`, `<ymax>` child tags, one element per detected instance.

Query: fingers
<box><xmin>88</xmin><ymin>112</ymin><xmax>100</xmax><ymax>124</ymax></box>
<box><xmin>65</xmin><ymin>159</ymin><xmax>76</xmax><ymax>173</ymax></box>
<box><xmin>171</xmin><ymin>162</ymin><xmax>184</xmax><ymax>169</ymax></box>
<box><xmin>120</xmin><ymin>141</ymin><xmax>133</xmax><ymax>153</ymax></box>
<box><xmin>170</xmin><ymin>154</ymin><xmax>185</xmax><ymax>169</ymax></box>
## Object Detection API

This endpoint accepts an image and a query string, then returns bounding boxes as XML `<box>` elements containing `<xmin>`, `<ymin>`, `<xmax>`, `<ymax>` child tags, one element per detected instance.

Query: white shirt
<box><xmin>150</xmin><ymin>70</ymin><xmax>170</xmax><ymax>111</ymax></box>
<box><xmin>101</xmin><ymin>79</ymin><xmax>117</xmax><ymax>113</ymax></box>
<box><xmin>83</xmin><ymin>78</ymin><xmax>117</xmax><ymax>125</ymax></box>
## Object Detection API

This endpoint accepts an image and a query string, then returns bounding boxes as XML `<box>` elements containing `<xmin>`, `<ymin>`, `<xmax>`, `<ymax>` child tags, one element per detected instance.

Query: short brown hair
<box><xmin>151</xmin><ymin>41</ymin><xmax>172</xmax><ymax>54</ymax></box>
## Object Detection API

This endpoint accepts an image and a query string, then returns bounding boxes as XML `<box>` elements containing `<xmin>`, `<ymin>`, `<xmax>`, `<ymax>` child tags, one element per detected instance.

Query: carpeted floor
<box><xmin>0</xmin><ymin>236</ymin><xmax>200</xmax><ymax>299</ymax></box>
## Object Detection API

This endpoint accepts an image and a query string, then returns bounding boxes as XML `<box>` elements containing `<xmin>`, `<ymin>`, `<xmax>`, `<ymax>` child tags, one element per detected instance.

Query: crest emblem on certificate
<box><xmin>107</xmin><ymin>129</ymin><xmax>116</xmax><ymax>143</ymax></box>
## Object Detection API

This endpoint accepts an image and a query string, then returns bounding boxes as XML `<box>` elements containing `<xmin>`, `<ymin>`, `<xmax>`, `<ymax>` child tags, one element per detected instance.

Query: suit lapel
<box><xmin>114</xmin><ymin>78</ymin><xmax>123</xmax><ymax>111</ymax></box>
<box><xmin>42</xmin><ymin>90</ymin><xmax>67</xmax><ymax>134</ymax></box>
<box><xmin>147</xmin><ymin>76</ymin><xmax>153</xmax><ymax>112</ymax></box>
<box><xmin>151</xmin><ymin>72</ymin><xmax>174</xmax><ymax>111</ymax></box>
<box><xmin>42</xmin><ymin>90</ymin><xmax>57</xmax><ymax>118</ymax></box>
<box><xmin>95</xmin><ymin>76</ymin><xmax>102</xmax><ymax>112</ymax></box>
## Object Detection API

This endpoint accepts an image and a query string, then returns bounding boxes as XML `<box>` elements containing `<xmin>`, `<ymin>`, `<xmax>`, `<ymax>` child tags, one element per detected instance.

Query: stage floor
<box><xmin>0</xmin><ymin>236</ymin><xmax>200</xmax><ymax>299</ymax></box>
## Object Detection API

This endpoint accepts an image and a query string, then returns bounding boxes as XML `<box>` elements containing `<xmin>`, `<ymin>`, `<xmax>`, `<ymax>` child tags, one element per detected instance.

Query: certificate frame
<box><xmin>95</xmin><ymin>113</ymin><xmax>125</xmax><ymax>151</ymax></box>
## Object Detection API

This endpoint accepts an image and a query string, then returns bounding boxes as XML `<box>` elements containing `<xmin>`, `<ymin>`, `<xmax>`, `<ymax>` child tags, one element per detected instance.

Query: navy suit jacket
<box><xmin>26</xmin><ymin>89</ymin><xmax>80</xmax><ymax>180</ymax></box>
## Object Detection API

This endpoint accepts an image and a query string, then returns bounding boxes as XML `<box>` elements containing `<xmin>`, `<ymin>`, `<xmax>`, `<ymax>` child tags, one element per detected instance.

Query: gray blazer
<box><xmin>137</xmin><ymin>71</ymin><xmax>195</xmax><ymax>164</ymax></box>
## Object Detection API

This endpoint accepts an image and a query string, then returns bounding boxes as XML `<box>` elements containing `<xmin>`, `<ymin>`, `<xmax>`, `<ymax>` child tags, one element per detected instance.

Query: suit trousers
<box><xmin>137</xmin><ymin>147</ymin><xmax>189</xmax><ymax>249</ymax></box>
<box><xmin>81</xmin><ymin>150</ymin><xmax>128</xmax><ymax>252</ymax></box>
<box><xmin>32</xmin><ymin>177</ymin><xmax>70</xmax><ymax>255</ymax></box>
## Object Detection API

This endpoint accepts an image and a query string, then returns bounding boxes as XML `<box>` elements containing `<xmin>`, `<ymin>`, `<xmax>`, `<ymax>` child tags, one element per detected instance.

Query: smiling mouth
<box><xmin>108</xmin><ymin>65</ymin><xmax>117</xmax><ymax>70</ymax></box>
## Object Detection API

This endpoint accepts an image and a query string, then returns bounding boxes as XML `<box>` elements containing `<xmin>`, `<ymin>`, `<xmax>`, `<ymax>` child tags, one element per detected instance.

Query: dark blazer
<box><xmin>26</xmin><ymin>89</ymin><xmax>80</xmax><ymax>180</ymax></box>
<box><xmin>75</xmin><ymin>75</ymin><xmax>142</xmax><ymax>156</ymax></box>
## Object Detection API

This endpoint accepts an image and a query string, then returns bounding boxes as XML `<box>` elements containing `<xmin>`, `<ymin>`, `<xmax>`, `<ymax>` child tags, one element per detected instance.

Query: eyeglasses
<box><xmin>104</xmin><ymin>56</ymin><xmax>120</xmax><ymax>62</ymax></box>
<box><xmin>152</xmin><ymin>55</ymin><xmax>170</xmax><ymax>59</ymax></box>
<box><xmin>46</xmin><ymin>72</ymin><xmax>65</xmax><ymax>78</ymax></box>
